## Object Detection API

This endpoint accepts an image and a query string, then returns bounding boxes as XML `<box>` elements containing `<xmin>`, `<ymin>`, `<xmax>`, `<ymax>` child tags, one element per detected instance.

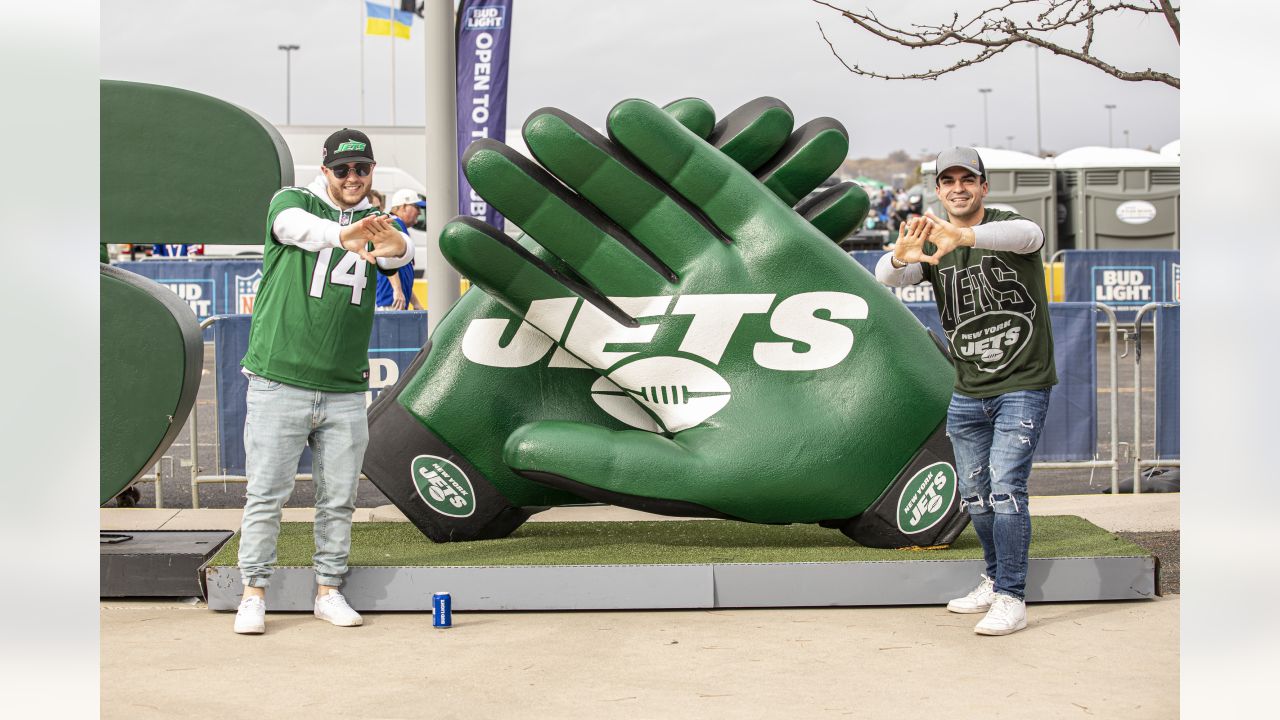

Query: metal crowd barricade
<box><xmin>187</xmin><ymin>315</ymin><xmax>326</xmax><ymax>508</ymax></box>
<box><xmin>1047</xmin><ymin>249</ymin><xmax>1067</xmax><ymax>302</ymax></box>
<box><xmin>1130</xmin><ymin>302</ymin><xmax>1181</xmax><ymax>493</ymax></box>
<box><xmin>185</xmin><ymin>313</ymin><xmax>423</xmax><ymax>507</ymax></box>
<box><xmin>174</xmin><ymin>304</ymin><xmax>1139</xmax><ymax>507</ymax></box>
<box><xmin>133</xmin><ymin>461</ymin><xmax>165</xmax><ymax>509</ymax></box>
<box><xmin>1031</xmin><ymin>302</ymin><xmax>1122</xmax><ymax>494</ymax></box>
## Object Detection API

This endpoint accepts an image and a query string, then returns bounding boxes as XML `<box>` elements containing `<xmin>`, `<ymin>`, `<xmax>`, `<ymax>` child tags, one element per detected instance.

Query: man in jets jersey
<box><xmin>876</xmin><ymin>147</ymin><xmax>1056</xmax><ymax>637</ymax></box>
<box><xmin>234</xmin><ymin>129</ymin><xmax>414</xmax><ymax>634</ymax></box>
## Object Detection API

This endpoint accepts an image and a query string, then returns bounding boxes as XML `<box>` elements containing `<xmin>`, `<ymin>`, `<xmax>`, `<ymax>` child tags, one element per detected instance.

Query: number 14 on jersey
<box><xmin>308</xmin><ymin>247</ymin><xmax>368</xmax><ymax>305</ymax></box>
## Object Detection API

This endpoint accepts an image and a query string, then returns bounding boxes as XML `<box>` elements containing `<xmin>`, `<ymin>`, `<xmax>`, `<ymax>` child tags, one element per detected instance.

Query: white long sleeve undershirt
<box><xmin>272</xmin><ymin>207</ymin><xmax>415</xmax><ymax>270</ymax></box>
<box><xmin>874</xmin><ymin>218</ymin><xmax>1043</xmax><ymax>287</ymax></box>
<box><xmin>272</xmin><ymin>207</ymin><xmax>343</xmax><ymax>252</ymax></box>
<box><xmin>972</xmin><ymin>218</ymin><xmax>1044</xmax><ymax>253</ymax></box>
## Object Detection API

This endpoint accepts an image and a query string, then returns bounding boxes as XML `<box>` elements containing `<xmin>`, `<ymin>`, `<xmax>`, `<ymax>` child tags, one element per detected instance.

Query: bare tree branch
<box><xmin>1083</xmin><ymin>1</ymin><xmax>1096</xmax><ymax>57</ymax></box>
<box><xmin>811</xmin><ymin>0</ymin><xmax>1179</xmax><ymax>89</ymax></box>
<box><xmin>1156</xmin><ymin>0</ymin><xmax>1180</xmax><ymax>42</ymax></box>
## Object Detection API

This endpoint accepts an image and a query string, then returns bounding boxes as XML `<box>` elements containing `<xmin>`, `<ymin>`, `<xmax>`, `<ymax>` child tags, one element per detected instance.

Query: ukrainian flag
<box><xmin>366</xmin><ymin>2</ymin><xmax>413</xmax><ymax>39</ymax></box>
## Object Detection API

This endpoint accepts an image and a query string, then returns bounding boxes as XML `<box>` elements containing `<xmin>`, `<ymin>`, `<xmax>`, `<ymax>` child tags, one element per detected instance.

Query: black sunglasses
<box><xmin>330</xmin><ymin>162</ymin><xmax>372</xmax><ymax>179</ymax></box>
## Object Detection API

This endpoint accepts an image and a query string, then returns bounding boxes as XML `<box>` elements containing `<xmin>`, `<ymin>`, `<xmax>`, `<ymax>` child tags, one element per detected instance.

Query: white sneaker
<box><xmin>946</xmin><ymin>575</ymin><xmax>996</xmax><ymax>614</ymax></box>
<box><xmin>314</xmin><ymin>589</ymin><xmax>363</xmax><ymax>627</ymax></box>
<box><xmin>233</xmin><ymin>596</ymin><xmax>266</xmax><ymax>635</ymax></box>
<box><xmin>974</xmin><ymin>593</ymin><xmax>1028</xmax><ymax>636</ymax></box>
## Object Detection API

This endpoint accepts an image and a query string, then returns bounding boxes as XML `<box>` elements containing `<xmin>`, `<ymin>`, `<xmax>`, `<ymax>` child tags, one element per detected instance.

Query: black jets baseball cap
<box><xmin>934</xmin><ymin>146</ymin><xmax>986</xmax><ymax>183</ymax></box>
<box><xmin>322</xmin><ymin>128</ymin><xmax>376</xmax><ymax>168</ymax></box>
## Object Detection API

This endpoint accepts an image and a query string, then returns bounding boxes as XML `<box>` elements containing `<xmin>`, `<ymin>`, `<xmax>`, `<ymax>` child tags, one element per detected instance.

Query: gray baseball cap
<box><xmin>935</xmin><ymin>147</ymin><xmax>986</xmax><ymax>182</ymax></box>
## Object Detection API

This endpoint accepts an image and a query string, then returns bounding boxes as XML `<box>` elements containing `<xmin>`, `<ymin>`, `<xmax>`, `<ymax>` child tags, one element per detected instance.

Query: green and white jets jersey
<box><xmin>241</xmin><ymin>180</ymin><xmax>387</xmax><ymax>393</ymax></box>
<box><xmin>921</xmin><ymin>208</ymin><xmax>1058</xmax><ymax>398</ymax></box>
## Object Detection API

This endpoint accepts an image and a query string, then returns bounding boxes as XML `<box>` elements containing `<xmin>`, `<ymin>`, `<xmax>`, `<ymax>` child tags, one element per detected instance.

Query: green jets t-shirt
<box><xmin>241</xmin><ymin>187</ymin><xmax>386</xmax><ymax>393</ymax></box>
<box><xmin>921</xmin><ymin>208</ymin><xmax>1058</xmax><ymax>398</ymax></box>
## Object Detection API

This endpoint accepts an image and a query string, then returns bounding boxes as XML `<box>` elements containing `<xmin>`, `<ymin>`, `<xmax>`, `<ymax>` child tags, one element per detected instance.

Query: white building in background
<box><xmin>279</xmin><ymin>124</ymin><xmax>531</xmax><ymax>192</ymax></box>
<box><xmin>205</xmin><ymin>126</ymin><xmax>527</xmax><ymax>257</ymax></box>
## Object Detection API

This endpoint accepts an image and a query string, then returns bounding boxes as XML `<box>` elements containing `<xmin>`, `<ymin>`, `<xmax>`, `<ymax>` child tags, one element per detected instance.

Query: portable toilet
<box><xmin>1053</xmin><ymin>146</ymin><xmax>1180</xmax><ymax>250</ymax></box>
<box><xmin>1160</xmin><ymin>139</ymin><xmax>1180</xmax><ymax>160</ymax></box>
<box><xmin>921</xmin><ymin>147</ymin><xmax>1060</xmax><ymax>253</ymax></box>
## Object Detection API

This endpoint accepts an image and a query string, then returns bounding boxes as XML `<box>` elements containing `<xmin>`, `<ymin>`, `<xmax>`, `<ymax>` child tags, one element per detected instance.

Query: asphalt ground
<box><xmin>115</xmin><ymin>325</ymin><xmax>1170</xmax><ymax>510</ymax></box>
<box><xmin>99</xmin><ymin>497</ymin><xmax>1180</xmax><ymax>718</ymax></box>
<box><xmin>1118</xmin><ymin>531</ymin><xmax>1180</xmax><ymax>595</ymax></box>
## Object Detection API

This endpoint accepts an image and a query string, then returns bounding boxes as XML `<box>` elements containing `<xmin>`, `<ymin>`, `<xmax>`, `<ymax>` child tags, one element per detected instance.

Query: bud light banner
<box><xmin>1062</xmin><ymin>250</ymin><xmax>1180</xmax><ymax>322</ymax></box>
<box><xmin>212</xmin><ymin>312</ymin><xmax>429</xmax><ymax>475</ymax></box>
<box><xmin>849</xmin><ymin>251</ymin><xmax>937</xmax><ymax>304</ymax></box>
<box><xmin>456</xmin><ymin>0</ymin><xmax>513</xmax><ymax>228</ymax></box>
<box><xmin>116</xmin><ymin>259</ymin><xmax>265</xmax><ymax>338</ymax></box>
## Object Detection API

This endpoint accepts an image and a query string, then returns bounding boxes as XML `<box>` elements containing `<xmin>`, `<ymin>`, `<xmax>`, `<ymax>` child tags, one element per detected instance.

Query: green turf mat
<box><xmin>208</xmin><ymin>516</ymin><xmax>1145</xmax><ymax>568</ymax></box>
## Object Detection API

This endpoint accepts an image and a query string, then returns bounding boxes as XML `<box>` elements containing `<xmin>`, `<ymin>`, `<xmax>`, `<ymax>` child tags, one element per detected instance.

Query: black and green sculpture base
<box><xmin>204</xmin><ymin>516</ymin><xmax>1157</xmax><ymax>611</ymax></box>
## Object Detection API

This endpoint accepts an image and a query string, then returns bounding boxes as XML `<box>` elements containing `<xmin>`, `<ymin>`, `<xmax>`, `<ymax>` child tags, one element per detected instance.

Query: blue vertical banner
<box><xmin>456</xmin><ymin>0</ymin><xmax>513</xmax><ymax>228</ymax></box>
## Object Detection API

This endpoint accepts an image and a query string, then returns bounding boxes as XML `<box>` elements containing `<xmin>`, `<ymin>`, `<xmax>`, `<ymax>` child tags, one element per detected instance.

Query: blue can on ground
<box><xmin>433</xmin><ymin>591</ymin><xmax>452</xmax><ymax>628</ymax></box>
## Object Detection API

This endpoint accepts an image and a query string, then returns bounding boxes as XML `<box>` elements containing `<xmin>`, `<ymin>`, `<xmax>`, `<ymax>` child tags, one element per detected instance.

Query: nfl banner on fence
<box><xmin>116</xmin><ymin>260</ymin><xmax>264</xmax><ymax>330</ymax></box>
<box><xmin>456</xmin><ymin>0</ymin><xmax>513</xmax><ymax>229</ymax></box>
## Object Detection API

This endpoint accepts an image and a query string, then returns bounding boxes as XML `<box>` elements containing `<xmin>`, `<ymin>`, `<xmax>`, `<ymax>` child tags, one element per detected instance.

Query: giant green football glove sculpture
<box><xmin>436</xmin><ymin>98</ymin><xmax>966</xmax><ymax>547</ymax></box>
<box><xmin>363</xmin><ymin>97</ymin><xmax>914</xmax><ymax>542</ymax></box>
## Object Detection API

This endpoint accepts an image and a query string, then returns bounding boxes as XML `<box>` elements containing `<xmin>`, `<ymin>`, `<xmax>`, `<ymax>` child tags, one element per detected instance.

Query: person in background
<box><xmin>877</xmin><ymin>186</ymin><xmax>896</xmax><ymax>228</ymax></box>
<box><xmin>890</xmin><ymin>192</ymin><xmax>914</xmax><ymax>232</ymax></box>
<box><xmin>375</xmin><ymin>188</ymin><xmax>425</xmax><ymax>311</ymax></box>
<box><xmin>152</xmin><ymin>243</ymin><xmax>204</xmax><ymax>257</ymax></box>
<box><xmin>367</xmin><ymin>188</ymin><xmax>385</xmax><ymax>211</ymax></box>
<box><xmin>875</xmin><ymin>146</ymin><xmax>1056</xmax><ymax>637</ymax></box>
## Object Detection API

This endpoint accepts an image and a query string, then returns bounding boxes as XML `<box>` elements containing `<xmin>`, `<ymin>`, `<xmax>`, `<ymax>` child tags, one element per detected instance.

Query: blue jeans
<box><xmin>238</xmin><ymin>375</ymin><xmax>369</xmax><ymax>588</ymax></box>
<box><xmin>946</xmin><ymin>388</ymin><xmax>1051</xmax><ymax>600</ymax></box>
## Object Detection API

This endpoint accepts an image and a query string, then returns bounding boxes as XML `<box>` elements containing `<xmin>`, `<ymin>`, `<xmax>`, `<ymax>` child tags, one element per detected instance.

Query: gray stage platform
<box><xmin>204</xmin><ymin>555</ymin><xmax>1158</xmax><ymax>611</ymax></box>
<box><xmin>102</xmin><ymin>530</ymin><xmax>233</xmax><ymax>597</ymax></box>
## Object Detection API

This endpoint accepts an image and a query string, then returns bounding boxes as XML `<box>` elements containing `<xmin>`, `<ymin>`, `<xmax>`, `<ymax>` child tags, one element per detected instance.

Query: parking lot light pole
<box><xmin>978</xmin><ymin>88</ymin><xmax>992</xmax><ymax>146</ymax></box>
<box><xmin>945</xmin><ymin>123</ymin><xmax>955</xmax><ymax>148</ymax></box>
<box><xmin>1104</xmin><ymin>104</ymin><xmax>1117</xmax><ymax>146</ymax></box>
<box><xmin>277</xmin><ymin>44</ymin><xmax>300</xmax><ymax>125</ymax></box>
<box><xmin>1033</xmin><ymin>47</ymin><xmax>1043</xmax><ymax>156</ymax></box>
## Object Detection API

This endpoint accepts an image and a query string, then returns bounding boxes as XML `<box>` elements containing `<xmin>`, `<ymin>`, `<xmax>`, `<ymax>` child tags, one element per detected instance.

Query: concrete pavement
<box><xmin>101</xmin><ymin>494</ymin><xmax>1179</xmax><ymax>718</ymax></box>
<box><xmin>102</xmin><ymin>595</ymin><xmax>1178</xmax><ymax>719</ymax></box>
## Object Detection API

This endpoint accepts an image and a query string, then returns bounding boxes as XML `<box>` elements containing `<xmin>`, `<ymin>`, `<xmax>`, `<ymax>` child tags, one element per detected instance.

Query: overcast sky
<box><xmin>101</xmin><ymin>0</ymin><xmax>1180</xmax><ymax>157</ymax></box>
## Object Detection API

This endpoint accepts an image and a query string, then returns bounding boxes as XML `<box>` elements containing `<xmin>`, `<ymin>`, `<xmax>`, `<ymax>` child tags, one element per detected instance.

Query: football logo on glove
<box><xmin>590</xmin><ymin>356</ymin><xmax>731</xmax><ymax>433</ymax></box>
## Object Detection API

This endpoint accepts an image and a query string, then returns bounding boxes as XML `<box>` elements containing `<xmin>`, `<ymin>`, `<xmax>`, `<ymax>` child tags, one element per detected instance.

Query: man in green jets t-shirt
<box><xmin>876</xmin><ymin>147</ymin><xmax>1057</xmax><ymax>637</ymax></box>
<box><xmin>233</xmin><ymin>129</ymin><xmax>414</xmax><ymax>635</ymax></box>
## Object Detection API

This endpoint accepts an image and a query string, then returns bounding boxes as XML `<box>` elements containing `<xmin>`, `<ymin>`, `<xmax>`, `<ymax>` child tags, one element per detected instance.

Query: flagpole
<box><xmin>390</xmin><ymin>3</ymin><xmax>397</xmax><ymax>126</ymax></box>
<box><xmin>425</xmin><ymin>0</ymin><xmax>460</xmax><ymax>335</ymax></box>
<box><xmin>360</xmin><ymin>1</ymin><xmax>366</xmax><ymax>125</ymax></box>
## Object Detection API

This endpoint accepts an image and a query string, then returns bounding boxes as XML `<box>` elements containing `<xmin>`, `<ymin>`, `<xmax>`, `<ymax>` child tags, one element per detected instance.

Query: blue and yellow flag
<box><xmin>366</xmin><ymin>2</ymin><xmax>413</xmax><ymax>39</ymax></box>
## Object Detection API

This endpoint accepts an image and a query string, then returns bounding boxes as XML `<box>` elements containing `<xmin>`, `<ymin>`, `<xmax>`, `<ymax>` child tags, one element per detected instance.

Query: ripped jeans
<box><xmin>946</xmin><ymin>388</ymin><xmax>1051</xmax><ymax>600</ymax></box>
